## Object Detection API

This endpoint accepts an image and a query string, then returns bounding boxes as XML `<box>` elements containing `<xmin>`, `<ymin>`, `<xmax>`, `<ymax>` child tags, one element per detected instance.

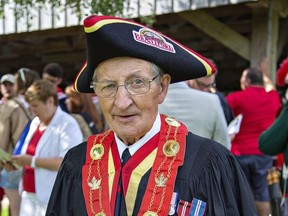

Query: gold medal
<box><xmin>163</xmin><ymin>140</ymin><xmax>180</xmax><ymax>157</ymax></box>
<box><xmin>143</xmin><ymin>211</ymin><xmax>158</xmax><ymax>216</ymax></box>
<box><xmin>90</xmin><ymin>144</ymin><xmax>104</xmax><ymax>160</ymax></box>
<box><xmin>165</xmin><ymin>117</ymin><xmax>180</xmax><ymax>127</ymax></box>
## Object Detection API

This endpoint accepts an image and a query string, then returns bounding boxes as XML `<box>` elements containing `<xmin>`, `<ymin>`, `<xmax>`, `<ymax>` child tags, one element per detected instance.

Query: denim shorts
<box><xmin>0</xmin><ymin>169</ymin><xmax>22</xmax><ymax>190</ymax></box>
<box><xmin>236</xmin><ymin>155</ymin><xmax>273</xmax><ymax>202</ymax></box>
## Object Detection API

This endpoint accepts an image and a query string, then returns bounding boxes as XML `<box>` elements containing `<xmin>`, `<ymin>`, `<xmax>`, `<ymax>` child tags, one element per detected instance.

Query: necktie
<box><xmin>115</xmin><ymin>148</ymin><xmax>131</xmax><ymax>216</ymax></box>
<box><xmin>122</xmin><ymin>148</ymin><xmax>131</xmax><ymax>165</ymax></box>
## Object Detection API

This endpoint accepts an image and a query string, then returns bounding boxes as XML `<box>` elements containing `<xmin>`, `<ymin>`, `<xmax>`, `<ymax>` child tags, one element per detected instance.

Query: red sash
<box><xmin>82</xmin><ymin>114</ymin><xmax>188</xmax><ymax>216</ymax></box>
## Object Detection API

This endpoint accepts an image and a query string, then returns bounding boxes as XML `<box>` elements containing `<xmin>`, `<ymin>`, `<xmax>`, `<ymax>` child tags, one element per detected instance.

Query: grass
<box><xmin>1</xmin><ymin>196</ymin><xmax>9</xmax><ymax>216</ymax></box>
<box><xmin>1</xmin><ymin>208</ymin><xmax>9</xmax><ymax>216</ymax></box>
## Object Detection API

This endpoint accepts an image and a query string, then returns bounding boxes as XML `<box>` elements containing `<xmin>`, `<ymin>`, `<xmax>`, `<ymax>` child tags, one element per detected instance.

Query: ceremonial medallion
<box><xmin>163</xmin><ymin>140</ymin><xmax>180</xmax><ymax>157</ymax></box>
<box><xmin>90</xmin><ymin>144</ymin><xmax>104</xmax><ymax>160</ymax></box>
<box><xmin>143</xmin><ymin>211</ymin><xmax>158</xmax><ymax>216</ymax></box>
<box><xmin>165</xmin><ymin>117</ymin><xmax>180</xmax><ymax>127</ymax></box>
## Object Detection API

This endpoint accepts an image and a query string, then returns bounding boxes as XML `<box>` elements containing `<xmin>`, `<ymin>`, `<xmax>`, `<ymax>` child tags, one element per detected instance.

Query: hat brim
<box><xmin>74</xmin><ymin>15</ymin><xmax>215</xmax><ymax>93</ymax></box>
<box><xmin>0</xmin><ymin>75</ymin><xmax>15</xmax><ymax>84</ymax></box>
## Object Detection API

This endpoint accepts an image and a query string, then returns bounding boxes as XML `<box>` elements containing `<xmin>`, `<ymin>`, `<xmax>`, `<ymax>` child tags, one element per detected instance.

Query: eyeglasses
<box><xmin>90</xmin><ymin>74</ymin><xmax>159</xmax><ymax>98</ymax></box>
<box><xmin>17</xmin><ymin>67</ymin><xmax>30</xmax><ymax>85</ymax></box>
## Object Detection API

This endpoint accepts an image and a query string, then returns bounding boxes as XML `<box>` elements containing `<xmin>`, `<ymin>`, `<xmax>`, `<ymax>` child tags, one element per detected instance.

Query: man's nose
<box><xmin>114</xmin><ymin>85</ymin><xmax>133</xmax><ymax>109</ymax></box>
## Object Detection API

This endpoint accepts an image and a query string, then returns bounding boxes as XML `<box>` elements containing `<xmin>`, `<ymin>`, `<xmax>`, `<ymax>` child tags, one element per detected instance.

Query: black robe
<box><xmin>46</xmin><ymin>132</ymin><xmax>257</xmax><ymax>216</ymax></box>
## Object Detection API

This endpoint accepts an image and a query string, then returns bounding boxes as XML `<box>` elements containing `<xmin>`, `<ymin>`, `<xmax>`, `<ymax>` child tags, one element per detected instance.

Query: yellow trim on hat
<box><xmin>85</xmin><ymin>19</ymin><xmax>143</xmax><ymax>33</ymax></box>
<box><xmin>73</xmin><ymin>62</ymin><xmax>87</xmax><ymax>92</ymax></box>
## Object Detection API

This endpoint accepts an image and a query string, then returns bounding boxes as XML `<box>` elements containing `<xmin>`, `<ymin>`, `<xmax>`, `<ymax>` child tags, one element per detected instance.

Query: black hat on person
<box><xmin>74</xmin><ymin>15</ymin><xmax>215</xmax><ymax>93</ymax></box>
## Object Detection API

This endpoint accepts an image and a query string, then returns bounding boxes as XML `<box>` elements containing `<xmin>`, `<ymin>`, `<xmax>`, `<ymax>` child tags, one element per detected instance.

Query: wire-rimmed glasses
<box><xmin>90</xmin><ymin>74</ymin><xmax>159</xmax><ymax>98</ymax></box>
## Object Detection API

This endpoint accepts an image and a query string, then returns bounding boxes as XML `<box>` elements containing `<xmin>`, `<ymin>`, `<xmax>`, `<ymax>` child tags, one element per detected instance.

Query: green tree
<box><xmin>0</xmin><ymin>0</ymin><xmax>155</xmax><ymax>27</ymax></box>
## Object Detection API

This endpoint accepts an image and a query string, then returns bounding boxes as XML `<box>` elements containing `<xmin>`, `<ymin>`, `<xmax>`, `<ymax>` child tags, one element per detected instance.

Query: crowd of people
<box><xmin>0</xmin><ymin>14</ymin><xmax>287</xmax><ymax>216</ymax></box>
<box><xmin>0</xmin><ymin>63</ymin><xmax>104</xmax><ymax>216</ymax></box>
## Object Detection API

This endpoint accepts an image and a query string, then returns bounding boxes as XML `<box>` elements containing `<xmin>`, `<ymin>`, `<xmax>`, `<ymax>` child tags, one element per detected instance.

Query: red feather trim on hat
<box><xmin>277</xmin><ymin>57</ymin><xmax>288</xmax><ymax>86</ymax></box>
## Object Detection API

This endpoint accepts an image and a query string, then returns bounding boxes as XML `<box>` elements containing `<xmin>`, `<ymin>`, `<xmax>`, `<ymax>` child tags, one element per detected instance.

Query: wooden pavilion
<box><xmin>0</xmin><ymin>0</ymin><xmax>287</xmax><ymax>92</ymax></box>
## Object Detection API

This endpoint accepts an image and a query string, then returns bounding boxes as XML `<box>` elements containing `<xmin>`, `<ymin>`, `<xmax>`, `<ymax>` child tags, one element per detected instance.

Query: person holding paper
<box><xmin>227</xmin><ymin>67</ymin><xmax>280</xmax><ymax>216</ymax></box>
<box><xmin>11</xmin><ymin>79</ymin><xmax>83</xmax><ymax>216</ymax></box>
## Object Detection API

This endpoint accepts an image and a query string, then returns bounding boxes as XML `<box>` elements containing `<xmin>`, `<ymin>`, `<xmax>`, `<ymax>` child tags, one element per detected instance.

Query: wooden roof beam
<box><xmin>178</xmin><ymin>10</ymin><xmax>251</xmax><ymax>60</ymax></box>
<box><xmin>248</xmin><ymin>0</ymin><xmax>288</xmax><ymax>18</ymax></box>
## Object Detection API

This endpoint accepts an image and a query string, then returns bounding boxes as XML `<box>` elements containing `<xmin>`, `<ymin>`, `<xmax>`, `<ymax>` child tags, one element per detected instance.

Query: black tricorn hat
<box><xmin>74</xmin><ymin>15</ymin><xmax>215</xmax><ymax>93</ymax></box>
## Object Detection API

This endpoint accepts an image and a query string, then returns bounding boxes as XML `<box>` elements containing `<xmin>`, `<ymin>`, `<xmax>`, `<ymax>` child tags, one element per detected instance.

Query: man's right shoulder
<box><xmin>0</xmin><ymin>99</ymin><xmax>19</xmax><ymax>115</ymax></box>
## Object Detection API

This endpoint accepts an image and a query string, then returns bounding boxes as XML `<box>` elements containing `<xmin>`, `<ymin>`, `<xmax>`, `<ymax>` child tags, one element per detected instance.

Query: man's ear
<box><xmin>158</xmin><ymin>74</ymin><xmax>171</xmax><ymax>104</ymax></box>
<box><xmin>246</xmin><ymin>78</ymin><xmax>251</xmax><ymax>86</ymax></box>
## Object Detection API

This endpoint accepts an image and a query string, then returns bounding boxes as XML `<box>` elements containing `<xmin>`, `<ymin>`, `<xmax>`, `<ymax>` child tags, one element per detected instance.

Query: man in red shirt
<box><xmin>227</xmin><ymin>67</ymin><xmax>280</xmax><ymax>216</ymax></box>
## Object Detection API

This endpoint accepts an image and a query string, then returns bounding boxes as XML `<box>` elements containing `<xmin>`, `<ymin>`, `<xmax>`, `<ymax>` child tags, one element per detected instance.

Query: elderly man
<box><xmin>46</xmin><ymin>15</ymin><xmax>257</xmax><ymax>216</ymax></box>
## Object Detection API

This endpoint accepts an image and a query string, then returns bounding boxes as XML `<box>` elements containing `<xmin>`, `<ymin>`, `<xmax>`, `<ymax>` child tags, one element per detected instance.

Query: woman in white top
<box><xmin>12</xmin><ymin>79</ymin><xmax>83</xmax><ymax>216</ymax></box>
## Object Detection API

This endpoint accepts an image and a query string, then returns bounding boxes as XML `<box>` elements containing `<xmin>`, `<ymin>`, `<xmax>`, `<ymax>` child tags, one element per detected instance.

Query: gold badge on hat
<box><xmin>163</xmin><ymin>140</ymin><xmax>180</xmax><ymax>157</ymax></box>
<box><xmin>90</xmin><ymin>144</ymin><xmax>104</xmax><ymax>160</ymax></box>
<box><xmin>165</xmin><ymin>117</ymin><xmax>180</xmax><ymax>127</ymax></box>
<box><xmin>143</xmin><ymin>211</ymin><xmax>158</xmax><ymax>216</ymax></box>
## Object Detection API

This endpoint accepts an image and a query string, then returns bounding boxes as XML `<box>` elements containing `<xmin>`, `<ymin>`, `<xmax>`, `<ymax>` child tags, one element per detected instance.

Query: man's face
<box><xmin>240</xmin><ymin>70</ymin><xmax>248</xmax><ymax>90</ymax></box>
<box><xmin>188</xmin><ymin>75</ymin><xmax>215</xmax><ymax>92</ymax></box>
<box><xmin>0</xmin><ymin>81</ymin><xmax>15</xmax><ymax>99</ymax></box>
<box><xmin>42</xmin><ymin>73</ymin><xmax>62</xmax><ymax>87</ymax></box>
<box><xmin>94</xmin><ymin>57</ymin><xmax>170</xmax><ymax>144</ymax></box>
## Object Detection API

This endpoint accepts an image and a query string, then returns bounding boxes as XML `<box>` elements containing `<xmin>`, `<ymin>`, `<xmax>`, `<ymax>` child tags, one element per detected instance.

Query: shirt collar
<box><xmin>115</xmin><ymin>113</ymin><xmax>161</xmax><ymax>159</ymax></box>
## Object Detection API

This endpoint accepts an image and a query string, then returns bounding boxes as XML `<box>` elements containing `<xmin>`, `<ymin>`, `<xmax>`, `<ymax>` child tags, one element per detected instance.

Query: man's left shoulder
<box><xmin>184</xmin><ymin>132</ymin><xmax>232</xmax><ymax>166</ymax></box>
<box><xmin>185</xmin><ymin>132</ymin><xmax>229</xmax><ymax>153</ymax></box>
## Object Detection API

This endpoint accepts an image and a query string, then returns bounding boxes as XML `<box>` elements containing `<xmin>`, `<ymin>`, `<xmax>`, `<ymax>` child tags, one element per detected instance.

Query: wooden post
<box><xmin>251</xmin><ymin>7</ymin><xmax>267</xmax><ymax>68</ymax></box>
<box><xmin>266</xmin><ymin>0</ymin><xmax>279</xmax><ymax>84</ymax></box>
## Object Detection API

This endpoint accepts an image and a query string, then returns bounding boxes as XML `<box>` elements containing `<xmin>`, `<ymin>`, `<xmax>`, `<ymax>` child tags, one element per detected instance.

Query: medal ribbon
<box><xmin>82</xmin><ymin>114</ymin><xmax>188</xmax><ymax>216</ymax></box>
<box><xmin>138</xmin><ymin>114</ymin><xmax>188</xmax><ymax>215</ymax></box>
<box><xmin>82</xmin><ymin>130</ymin><xmax>114</xmax><ymax>216</ymax></box>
